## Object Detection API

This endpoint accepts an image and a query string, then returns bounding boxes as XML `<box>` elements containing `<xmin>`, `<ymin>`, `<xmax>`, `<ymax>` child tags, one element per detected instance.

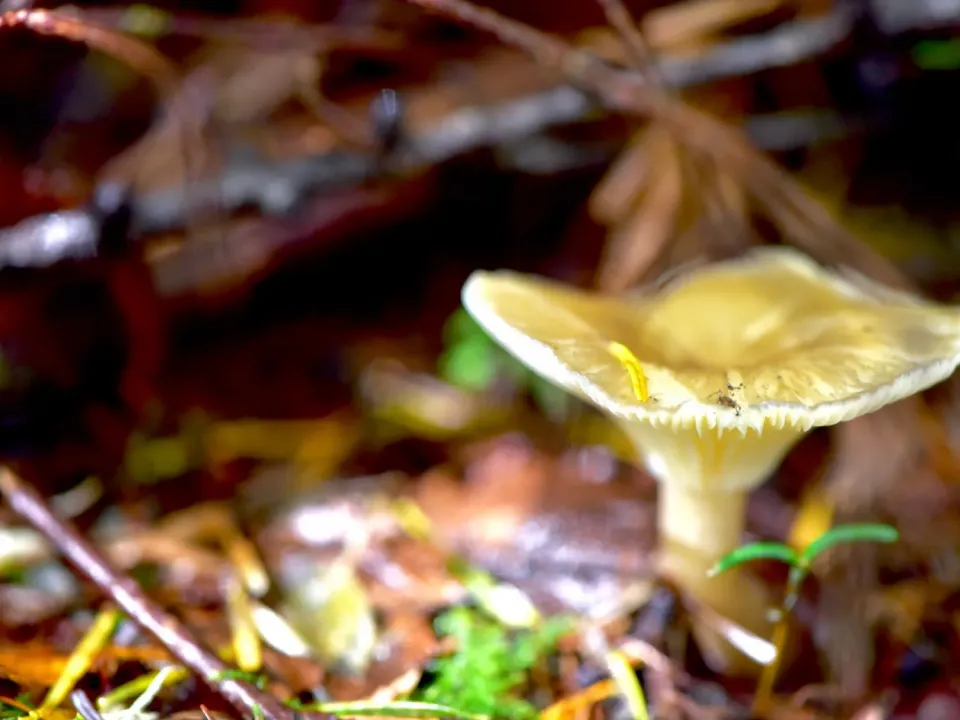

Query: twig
<box><xmin>0</xmin><ymin>103</ymin><xmax>856</xmax><ymax>276</ymax></box>
<box><xmin>71</xmin><ymin>7</ymin><xmax>402</xmax><ymax>54</ymax></box>
<box><xmin>402</xmin><ymin>0</ymin><xmax>855</xmax><ymax>112</ymax></box>
<box><xmin>595</xmin><ymin>0</ymin><xmax>661</xmax><ymax>83</ymax></box>
<box><xmin>868</xmin><ymin>0</ymin><xmax>960</xmax><ymax>34</ymax></box>
<box><xmin>70</xmin><ymin>690</ymin><xmax>106</xmax><ymax>720</ymax></box>
<box><xmin>402</xmin><ymin>0</ymin><xmax>920</xmax><ymax>291</ymax></box>
<box><xmin>0</xmin><ymin>2</ymin><xmax>938</xmax><ymax>275</ymax></box>
<box><xmin>0</xmin><ymin>466</ymin><xmax>307</xmax><ymax>720</ymax></box>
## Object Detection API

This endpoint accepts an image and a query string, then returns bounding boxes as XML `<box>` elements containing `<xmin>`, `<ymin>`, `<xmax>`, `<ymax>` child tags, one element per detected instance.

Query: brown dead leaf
<box><xmin>654</xmin><ymin>99</ymin><xmax>911</xmax><ymax>289</ymax></box>
<box><xmin>644</xmin><ymin>0</ymin><xmax>787</xmax><ymax>51</ymax></box>
<box><xmin>199</xmin><ymin>46</ymin><xmax>371</xmax><ymax>148</ymax></box>
<box><xmin>98</xmin><ymin>64</ymin><xmax>221</xmax><ymax>195</ymax></box>
<box><xmin>0</xmin><ymin>643</ymin><xmax>171</xmax><ymax>689</ymax></box>
<box><xmin>416</xmin><ymin>436</ymin><xmax>657</xmax><ymax>616</ymax></box>
<box><xmin>596</xmin><ymin>135</ymin><xmax>682</xmax><ymax>291</ymax></box>
<box><xmin>589</xmin><ymin>124</ymin><xmax>661</xmax><ymax>227</ymax></box>
<box><xmin>101</xmin><ymin>22</ymin><xmax>404</xmax><ymax>194</ymax></box>
<box><xmin>815</xmin><ymin>396</ymin><xmax>958</xmax><ymax>699</ymax></box>
<box><xmin>363</xmin><ymin>536</ymin><xmax>467</xmax><ymax>612</ymax></box>
<box><xmin>578</xmin><ymin>0</ymin><xmax>787</xmax><ymax>60</ymax></box>
<box><xmin>416</xmin><ymin>436</ymin><xmax>548</xmax><ymax>550</ymax></box>
<box><xmin>323</xmin><ymin>611</ymin><xmax>436</xmax><ymax>702</ymax></box>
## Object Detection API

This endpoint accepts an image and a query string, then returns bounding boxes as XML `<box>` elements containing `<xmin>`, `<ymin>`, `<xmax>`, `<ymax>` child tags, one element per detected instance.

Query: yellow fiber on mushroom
<box><xmin>461</xmin><ymin>247</ymin><xmax>960</xmax><ymax>674</ymax></box>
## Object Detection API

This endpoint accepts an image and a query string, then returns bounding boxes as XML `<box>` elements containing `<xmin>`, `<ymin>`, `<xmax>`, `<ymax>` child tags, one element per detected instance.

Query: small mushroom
<box><xmin>461</xmin><ymin>247</ymin><xmax>960</xmax><ymax>673</ymax></box>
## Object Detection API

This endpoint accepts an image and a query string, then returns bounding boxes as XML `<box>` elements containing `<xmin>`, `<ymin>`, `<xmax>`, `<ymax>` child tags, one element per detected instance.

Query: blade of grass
<box><xmin>293</xmin><ymin>700</ymin><xmax>489</xmax><ymax>719</ymax></box>
<box><xmin>97</xmin><ymin>667</ymin><xmax>189</xmax><ymax>711</ymax></box>
<box><xmin>39</xmin><ymin>607</ymin><xmax>122</xmax><ymax>716</ymax></box>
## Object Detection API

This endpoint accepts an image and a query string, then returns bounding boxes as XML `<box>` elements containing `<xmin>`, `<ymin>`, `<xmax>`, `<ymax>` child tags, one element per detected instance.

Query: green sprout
<box><xmin>709</xmin><ymin>522</ymin><xmax>899</xmax><ymax>614</ymax></box>
<box><xmin>709</xmin><ymin>522</ymin><xmax>899</xmax><ymax>711</ymax></box>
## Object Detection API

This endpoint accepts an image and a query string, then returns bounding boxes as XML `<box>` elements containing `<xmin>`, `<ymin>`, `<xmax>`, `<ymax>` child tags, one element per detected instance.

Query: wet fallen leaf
<box><xmin>283</xmin><ymin>551</ymin><xmax>378</xmax><ymax>674</ymax></box>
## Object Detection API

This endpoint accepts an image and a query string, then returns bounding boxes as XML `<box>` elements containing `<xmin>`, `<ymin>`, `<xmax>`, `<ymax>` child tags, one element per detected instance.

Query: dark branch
<box><xmin>0</xmin><ymin>2</ymin><xmax>951</xmax><ymax>275</ymax></box>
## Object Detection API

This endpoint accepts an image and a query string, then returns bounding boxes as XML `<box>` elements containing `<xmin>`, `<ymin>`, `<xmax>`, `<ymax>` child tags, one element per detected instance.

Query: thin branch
<box><xmin>0</xmin><ymin>104</ymin><xmax>854</xmax><ymax>272</ymax></box>
<box><xmin>0</xmin><ymin>466</ymin><xmax>309</xmax><ymax>720</ymax></box>
<box><xmin>595</xmin><ymin>0</ymin><xmax>661</xmax><ymax>81</ymax></box>
<box><xmin>401</xmin><ymin>0</ymin><xmax>924</xmax><ymax>291</ymax></box>
<box><xmin>0</xmin><ymin>3</ymin><xmax>939</xmax><ymax>275</ymax></box>
<box><xmin>869</xmin><ymin>0</ymin><xmax>960</xmax><ymax>34</ymax></box>
<box><xmin>73</xmin><ymin>7</ymin><xmax>402</xmax><ymax>54</ymax></box>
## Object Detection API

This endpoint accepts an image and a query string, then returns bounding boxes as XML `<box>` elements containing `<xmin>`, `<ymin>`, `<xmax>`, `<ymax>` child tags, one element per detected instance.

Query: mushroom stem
<box><xmin>620</xmin><ymin>420</ymin><xmax>806</xmax><ymax>674</ymax></box>
<box><xmin>659</xmin><ymin>482</ymin><xmax>746</xmax><ymax>559</ymax></box>
<box><xmin>659</xmin><ymin>483</ymin><xmax>773</xmax><ymax>674</ymax></box>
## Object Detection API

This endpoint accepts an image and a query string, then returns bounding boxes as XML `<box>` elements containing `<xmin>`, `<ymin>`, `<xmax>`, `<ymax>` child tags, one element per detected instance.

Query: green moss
<box><xmin>415</xmin><ymin>606</ymin><xmax>572</xmax><ymax>720</ymax></box>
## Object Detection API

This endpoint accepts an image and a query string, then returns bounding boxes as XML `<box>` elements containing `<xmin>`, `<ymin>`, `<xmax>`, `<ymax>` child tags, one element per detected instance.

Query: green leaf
<box><xmin>913</xmin><ymin>39</ymin><xmax>960</xmax><ymax>70</ymax></box>
<box><xmin>298</xmin><ymin>700</ymin><xmax>490</xmax><ymax>719</ymax></box>
<box><xmin>708</xmin><ymin>542</ymin><xmax>799</xmax><ymax>577</ymax></box>
<box><xmin>438</xmin><ymin>337</ymin><xmax>500</xmax><ymax>391</ymax></box>
<box><xmin>119</xmin><ymin>4</ymin><xmax>173</xmax><ymax>38</ymax></box>
<box><xmin>442</xmin><ymin>308</ymin><xmax>486</xmax><ymax>347</ymax></box>
<box><xmin>798</xmin><ymin>523</ymin><xmax>899</xmax><ymax>568</ymax></box>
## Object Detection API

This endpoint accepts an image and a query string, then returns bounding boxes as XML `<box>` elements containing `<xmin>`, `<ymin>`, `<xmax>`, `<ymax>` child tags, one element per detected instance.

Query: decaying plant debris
<box><xmin>2</xmin><ymin>1</ymin><xmax>960</xmax><ymax>719</ymax></box>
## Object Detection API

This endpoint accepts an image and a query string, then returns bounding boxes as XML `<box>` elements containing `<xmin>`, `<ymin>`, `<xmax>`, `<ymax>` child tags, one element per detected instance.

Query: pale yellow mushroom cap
<box><xmin>462</xmin><ymin>247</ymin><xmax>960</xmax><ymax>436</ymax></box>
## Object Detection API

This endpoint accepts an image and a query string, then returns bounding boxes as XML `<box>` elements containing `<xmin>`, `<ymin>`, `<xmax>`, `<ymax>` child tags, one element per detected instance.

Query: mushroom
<box><xmin>461</xmin><ymin>247</ymin><xmax>960</xmax><ymax>674</ymax></box>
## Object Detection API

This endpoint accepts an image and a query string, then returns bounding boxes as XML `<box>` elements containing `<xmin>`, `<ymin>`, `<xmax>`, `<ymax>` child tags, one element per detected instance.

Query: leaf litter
<box><xmin>3</xmin><ymin>0</ymin><xmax>960</xmax><ymax>719</ymax></box>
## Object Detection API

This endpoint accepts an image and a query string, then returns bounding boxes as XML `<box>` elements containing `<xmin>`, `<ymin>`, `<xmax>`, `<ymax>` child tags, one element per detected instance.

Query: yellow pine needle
<box><xmin>156</xmin><ymin>503</ymin><xmax>268</xmax><ymax>596</ymax></box>
<box><xmin>607</xmin><ymin>342</ymin><xmax>649</xmax><ymax>402</ymax></box>
<box><xmin>225</xmin><ymin>577</ymin><xmax>262</xmax><ymax>674</ymax></box>
<box><xmin>222</xmin><ymin>526</ymin><xmax>270</xmax><ymax>598</ymax></box>
<box><xmin>751</xmin><ymin>618</ymin><xmax>790</xmax><ymax>715</ymax></box>
<box><xmin>38</xmin><ymin>607</ymin><xmax>121</xmax><ymax>717</ymax></box>
<box><xmin>604</xmin><ymin>649</ymin><xmax>650</xmax><ymax>720</ymax></box>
